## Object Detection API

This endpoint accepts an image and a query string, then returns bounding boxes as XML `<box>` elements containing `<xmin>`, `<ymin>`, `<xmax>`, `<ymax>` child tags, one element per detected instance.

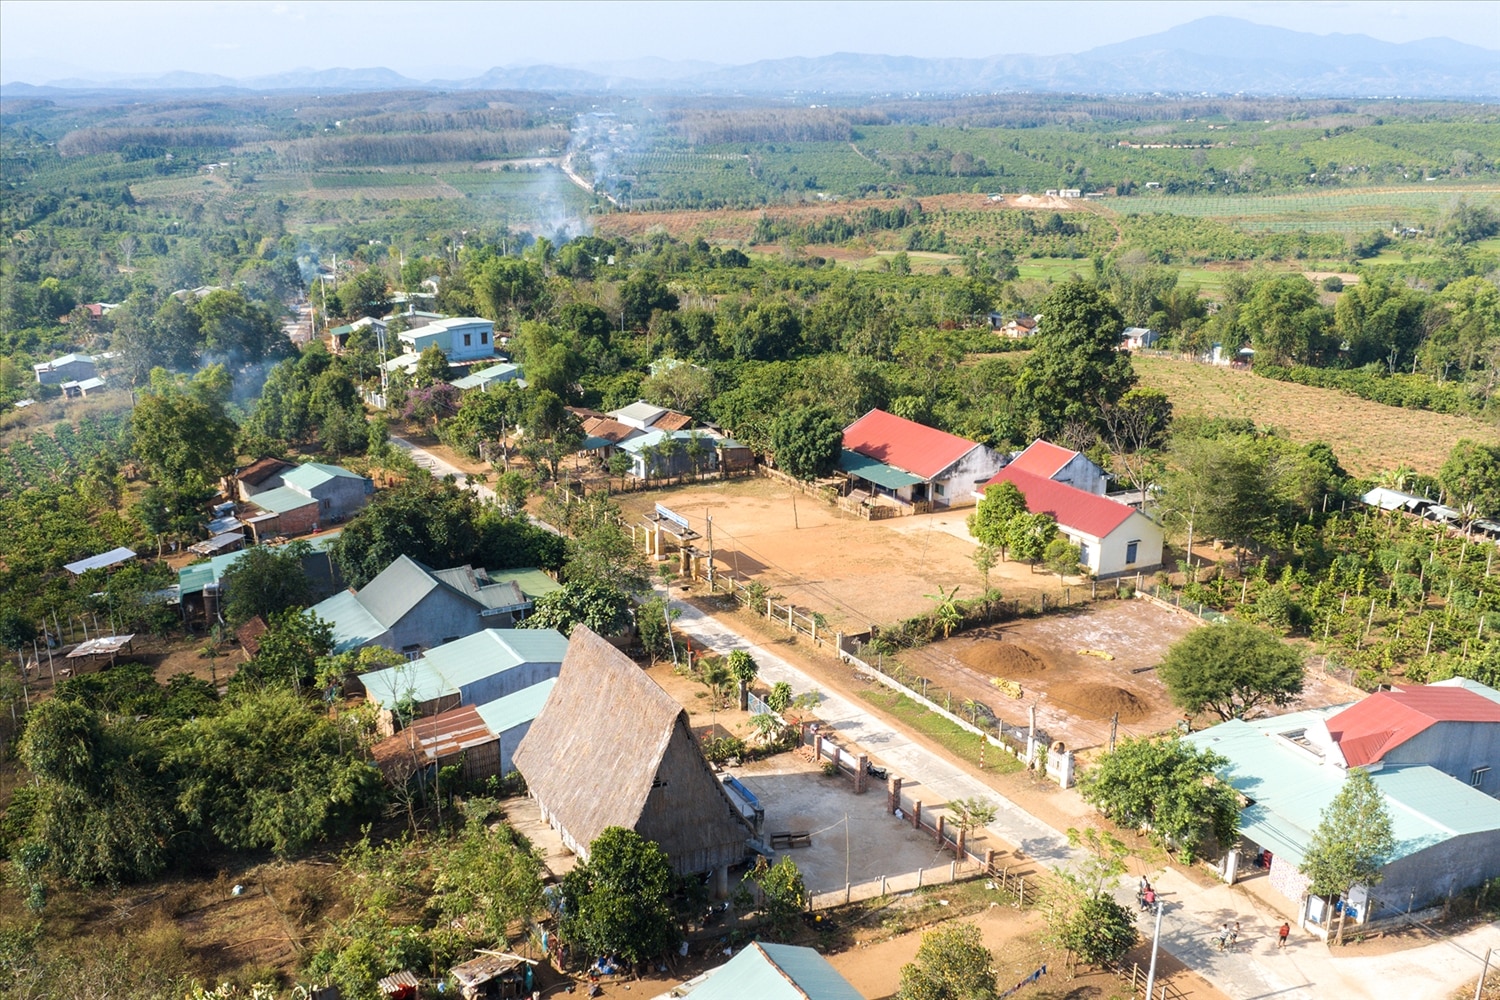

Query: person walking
<box><xmin>1216</xmin><ymin>922</ymin><xmax>1231</xmax><ymax>951</ymax></box>
<box><xmin>1278</xmin><ymin>922</ymin><xmax>1291</xmax><ymax>949</ymax></box>
<box><xmin>1143</xmin><ymin>886</ymin><xmax>1156</xmax><ymax>911</ymax></box>
<box><xmin>1228</xmin><ymin>921</ymin><xmax>1241</xmax><ymax>951</ymax></box>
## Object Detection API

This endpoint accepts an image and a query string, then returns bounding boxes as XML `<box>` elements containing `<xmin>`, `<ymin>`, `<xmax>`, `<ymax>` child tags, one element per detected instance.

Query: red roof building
<box><xmin>1327</xmin><ymin>687</ymin><xmax>1500</xmax><ymax>768</ymax></box>
<box><xmin>979</xmin><ymin>467</ymin><xmax>1162</xmax><ymax>577</ymax></box>
<box><xmin>838</xmin><ymin>409</ymin><xmax>1006</xmax><ymax>510</ymax></box>
<box><xmin>842</xmin><ymin>409</ymin><xmax>983</xmax><ymax>481</ymax></box>
<box><xmin>1006</xmin><ymin>439</ymin><xmax>1109</xmax><ymax>495</ymax></box>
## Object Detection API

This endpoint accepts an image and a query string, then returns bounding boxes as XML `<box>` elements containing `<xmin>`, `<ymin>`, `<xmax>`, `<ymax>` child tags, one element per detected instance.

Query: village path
<box><xmin>386</xmin><ymin>440</ymin><xmax>1497</xmax><ymax>1000</ymax></box>
<box><xmin>388</xmin><ymin>435</ymin><xmax>562</xmax><ymax>536</ymax></box>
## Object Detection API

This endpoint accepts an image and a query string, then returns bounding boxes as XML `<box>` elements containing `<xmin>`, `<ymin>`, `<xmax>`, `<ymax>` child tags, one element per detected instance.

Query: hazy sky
<box><xmin>2</xmin><ymin>0</ymin><xmax>1497</xmax><ymax>82</ymax></box>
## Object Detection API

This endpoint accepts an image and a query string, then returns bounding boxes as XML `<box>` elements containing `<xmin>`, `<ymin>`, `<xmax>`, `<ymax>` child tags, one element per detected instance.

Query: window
<box><xmin>463</xmin><ymin>333</ymin><xmax>472</xmax><ymax>347</ymax></box>
<box><xmin>934</xmin><ymin>483</ymin><xmax>946</xmax><ymax>496</ymax></box>
<box><xmin>1126</xmin><ymin>540</ymin><xmax>1140</xmax><ymax>564</ymax></box>
<box><xmin>402</xmin><ymin>644</ymin><xmax>422</xmax><ymax>662</ymax></box>
<box><xmin>481</xmin><ymin>330</ymin><xmax>489</xmax><ymax>345</ymax></box>
<box><xmin>1473</xmin><ymin>766</ymin><xmax>1491</xmax><ymax>788</ymax></box>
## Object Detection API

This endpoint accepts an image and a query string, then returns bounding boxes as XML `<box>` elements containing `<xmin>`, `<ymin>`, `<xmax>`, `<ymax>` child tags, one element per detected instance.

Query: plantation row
<box><xmin>0</xmin><ymin>416</ymin><xmax>131</xmax><ymax>499</ymax></box>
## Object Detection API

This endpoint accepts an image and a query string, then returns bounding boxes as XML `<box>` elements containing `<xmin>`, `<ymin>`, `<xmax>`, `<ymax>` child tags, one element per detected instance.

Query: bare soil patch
<box><xmin>911</xmin><ymin>600</ymin><xmax>1199</xmax><ymax>750</ymax></box>
<box><xmin>1045</xmin><ymin>680</ymin><xmax>1150</xmax><ymax>723</ymax></box>
<box><xmin>956</xmin><ymin>638</ymin><xmax>1049</xmax><ymax>678</ymax></box>
<box><xmin>617</xmin><ymin>477</ymin><xmax>1042</xmax><ymax>632</ymax></box>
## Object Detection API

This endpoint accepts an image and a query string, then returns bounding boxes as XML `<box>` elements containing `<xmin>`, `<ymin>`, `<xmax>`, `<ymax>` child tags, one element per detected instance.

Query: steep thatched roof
<box><xmin>514</xmin><ymin>625</ymin><xmax>752</xmax><ymax>874</ymax></box>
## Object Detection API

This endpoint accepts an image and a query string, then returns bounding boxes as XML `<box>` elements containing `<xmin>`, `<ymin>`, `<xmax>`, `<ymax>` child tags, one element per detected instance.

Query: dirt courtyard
<box><xmin>617</xmin><ymin>477</ymin><xmax>1054</xmax><ymax>632</ymax></box>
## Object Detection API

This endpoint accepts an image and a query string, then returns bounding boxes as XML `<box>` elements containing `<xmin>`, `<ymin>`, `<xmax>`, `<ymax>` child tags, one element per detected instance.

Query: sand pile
<box><xmin>957</xmin><ymin>641</ymin><xmax>1049</xmax><ymax>678</ymax></box>
<box><xmin>1045</xmin><ymin>682</ymin><xmax>1149</xmax><ymax>722</ymax></box>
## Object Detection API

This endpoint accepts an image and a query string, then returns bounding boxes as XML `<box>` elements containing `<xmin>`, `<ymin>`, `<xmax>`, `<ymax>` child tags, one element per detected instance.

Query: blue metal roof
<box><xmin>313</xmin><ymin>590</ymin><xmax>388</xmax><ymax>654</ymax></box>
<box><xmin>417</xmin><ymin>629</ymin><xmax>568</xmax><ymax>692</ymax></box>
<box><xmin>1188</xmin><ymin>715</ymin><xmax>1500</xmax><ymax>867</ymax></box>
<box><xmin>64</xmin><ymin>546</ymin><xmax>136</xmax><ymax>575</ymax></box>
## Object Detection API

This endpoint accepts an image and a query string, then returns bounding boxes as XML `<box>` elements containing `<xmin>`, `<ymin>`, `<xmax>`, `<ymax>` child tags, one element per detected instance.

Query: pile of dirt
<box><xmin>1045</xmin><ymin>682</ymin><xmax>1150</xmax><ymax>722</ymax></box>
<box><xmin>957</xmin><ymin>641</ymin><xmax>1050</xmax><ymax>678</ymax></box>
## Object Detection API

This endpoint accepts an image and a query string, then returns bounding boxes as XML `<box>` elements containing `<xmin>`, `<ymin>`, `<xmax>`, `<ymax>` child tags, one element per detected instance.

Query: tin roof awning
<box><xmin>837</xmin><ymin>449</ymin><xmax>924</xmax><ymax>489</ymax></box>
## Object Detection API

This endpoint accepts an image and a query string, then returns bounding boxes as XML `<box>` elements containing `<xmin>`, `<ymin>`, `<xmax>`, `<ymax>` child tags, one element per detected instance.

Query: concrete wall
<box><xmin>301</xmin><ymin>474</ymin><xmax>373</xmax><ymax>522</ymax></box>
<box><xmin>35</xmin><ymin>359</ymin><xmax>95</xmax><ymax>385</ymax></box>
<box><xmin>931</xmin><ymin>446</ymin><xmax>1006</xmax><ymax>508</ymax></box>
<box><xmin>495</xmin><ymin>720</ymin><xmax>533</xmax><ymax>774</ymax></box>
<box><xmin>1094</xmin><ymin>511</ymin><xmax>1165</xmax><ymax>578</ymax></box>
<box><xmin>1053</xmin><ymin>453</ymin><xmax>1108</xmax><ymax>495</ymax></box>
<box><xmin>239</xmin><ymin>474</ymin><xmax>286</xmax><ymax>500</ymax></box>
<box><xmin>386</xmin><ymin>589</ymin><xmax>486</xmax><ymax>655</ymax></box>
<box><xmin>1379</xmin><ymin>829</ymin><xmax>1500</xmax><ymax>914</ymax></box>
<box><xmin>1383</xmin><ymin>723</ymin><xmax>1500</xmax><ymax>795</ymax></box>
<box><xmin>459</xmin><ymin>661</ymin><xmax>562</xmax><ymax>707</ymax></box>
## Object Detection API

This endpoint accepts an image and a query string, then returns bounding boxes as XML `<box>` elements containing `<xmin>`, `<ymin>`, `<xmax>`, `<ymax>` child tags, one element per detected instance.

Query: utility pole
<box><xmin>1144</xmin><ymin>900</ymin><xmax>1165</xmax><ymax>1000</ymax></box>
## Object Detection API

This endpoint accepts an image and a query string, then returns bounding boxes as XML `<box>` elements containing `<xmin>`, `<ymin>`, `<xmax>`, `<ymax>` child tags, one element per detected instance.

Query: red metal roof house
<box><xmin>1325</xmin><ymin>685</ymin><xmax>1500</xmax><ymax>793</ymax></box>
<box><xmin>977</xmin><ymin>467</ymin><xmax>1163</xmax><ymax>578</ymax></box>
<box><xmin>838</xmin><ymin>409</ymin><xmax>1005</xmax><ymax>510</ymax></box>
<box><xmin>1006</xmin><ymin>439</ymin><xmax>1109</xmax><ymax>495</ymax></box>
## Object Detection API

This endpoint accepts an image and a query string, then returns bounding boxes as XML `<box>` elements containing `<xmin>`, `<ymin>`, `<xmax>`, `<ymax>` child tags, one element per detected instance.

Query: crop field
<box><xmin>1117</xmin><ymin>186</ymin><xmax>1500</xmax><ymax>233</ymax></box>
<box><xmin>0</xmin><ymin>415</ymin><xmax>132</xmax><ymax>500</ymax></box>
<box><xmin>1133</xmin><ymin>355</ymin><xmax>1498</xmax><ymax>476</ymax></box>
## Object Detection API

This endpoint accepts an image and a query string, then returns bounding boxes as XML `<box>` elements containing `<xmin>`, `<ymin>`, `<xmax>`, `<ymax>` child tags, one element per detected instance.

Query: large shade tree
<box><xmin>1158</xmin><ymin>620</ymin><xmax>1304</xmax><ymax>721</ymax></box>
<box><xmin>1015</xmin><ymin>281</ymin><xmax>1136</xmax><ymax>438</ymax></box>
<box><xmin>559</xmin><ymin>827</ymin><xmax>680</xmax><ymax>964</ymax></box>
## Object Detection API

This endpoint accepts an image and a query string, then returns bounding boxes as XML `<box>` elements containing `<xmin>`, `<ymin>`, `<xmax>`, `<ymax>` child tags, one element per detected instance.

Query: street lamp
<box><xmin>1143</xmin><ymin>899</ymin><xmax>1165</xmax><ymax>1000</ymax></box>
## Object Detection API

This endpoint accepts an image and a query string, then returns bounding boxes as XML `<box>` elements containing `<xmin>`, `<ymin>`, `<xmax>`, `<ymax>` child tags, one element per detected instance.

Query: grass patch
<box><xmin>1134</xmin><ymin>354</ymin><xmax>1498</xmax><ymax>476</ymax></box>
<box><xmin>858</xmin><ymin>688</ymin><xmax>1023</xmax><ymax>774</ymax></box>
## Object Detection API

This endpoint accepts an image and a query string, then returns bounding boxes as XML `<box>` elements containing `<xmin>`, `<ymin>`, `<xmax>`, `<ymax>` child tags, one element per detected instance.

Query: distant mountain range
<box><xmin>5</xmin><ymin>17</ymin><xmax>1498</xmax><ymax>99</ymax></box>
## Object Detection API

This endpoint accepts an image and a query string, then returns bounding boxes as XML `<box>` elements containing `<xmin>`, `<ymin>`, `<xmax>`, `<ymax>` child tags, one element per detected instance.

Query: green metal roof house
<box><xmin>1187</xmin><ymin>695</ymin><xmax>1500</xmax><ymax>933</ymax></box>
<box><xmin>358</xmin><ymin>628</ymin><xmax>568</xmax><ymax>734</ymax></box>
<box><xmin>681</xmin><ymin>942</ymin><xmax>865</xmax><ymax>1000</ymax></box>
<box><xmin>310</xmin><ymin>555</ymin><xmax>544</xmax><ymax>656</ymax></box>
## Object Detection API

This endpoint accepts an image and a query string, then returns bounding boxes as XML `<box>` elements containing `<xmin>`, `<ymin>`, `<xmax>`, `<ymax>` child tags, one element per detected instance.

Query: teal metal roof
<box><xmin>620</xmin><ymin>428</ymin><xmax>702</xmax><ymax>454</ymax></box>
<box><xmin>283</xmin><ymin>462</ymin><xmax>364</xmax><ymax>490</ymax></box>
<box><xmin>250</xmin><ymin>485</ymin><xmax>317</xmax><ymax>515</ymax></box>
<box><xmin>488</xmin><ymin>568</ymin><xmax>562</xmax><ymax>599</ymax></box>
<box><xmin>837</xmin><ymin>448</ymin><xmax>924</xmax><ymax>489</ymax></box>
<box><xmin>177</xmin><ymin>531</ymin><xmax>342</xmax><ymax>597</ymax></box>
<box><xmin>689</xmin><ymin>943</ymin><xmax>864</xmax><ymax>1000</ymax></box>
<box><xmin>179</xmin><ymin>551</ymin><xmax>247</xmax><ymax>596</ymax></box>
<box><xmin>312</xmin><ymin>590</ymin><xmax>388</xmax><ymax>654</ymax></box>
<box><xmin>452</xmin><ymin>362</ymin><xmax>522</xmax><ymax>391</ymax></box>
<box><xmin>416</xmin><ymin>629</ymin><xmax>568</xmax><ymax>692</ymax></box>
<box><xmin>358</xmin><ymin>628</ymin><xmax>567</xmax><ymax>710</ymax></box>
<box><xmin>1188</xmin><ymin>716</ymin><xmax>1500</xmax><ymax>868</ymax></box>
<box><xmin>475</xmin><ymin>677</ymin><xmax>556</xmax><ymax>734</ymax></box>
<box><xmin>361</xmin><ymin>660</ymin><xmax>454</xmax><ymax>709</ymax></box>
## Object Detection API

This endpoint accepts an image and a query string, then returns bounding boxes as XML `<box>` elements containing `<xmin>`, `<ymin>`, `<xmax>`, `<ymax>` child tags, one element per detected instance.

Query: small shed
<box><xmin>64</xmin><ymin>546</ymin><xmax>137</xmax><ymax>576</ymax></box>
<box><xmin>449</xmin><ymin>951</ymin><xmax>535</xmax><ymax>999</ymax></box>
<box><xmin>377</xmin><ymin>970</ymin><xmax>419</xmax><ymax>1000</ymax></box>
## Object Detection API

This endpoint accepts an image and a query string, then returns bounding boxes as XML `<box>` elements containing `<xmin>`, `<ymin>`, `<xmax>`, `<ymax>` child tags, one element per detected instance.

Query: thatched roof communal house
<box><xmin>513</xmin><ymin>626</ymin><xmax>753</xmax><ymax>891</ymax></box>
